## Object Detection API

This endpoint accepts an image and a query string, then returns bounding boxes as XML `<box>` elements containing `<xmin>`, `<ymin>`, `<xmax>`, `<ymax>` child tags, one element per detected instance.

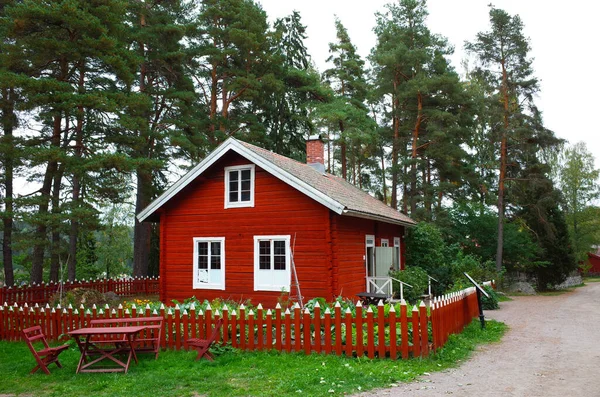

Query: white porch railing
<box><xmin>366</xmin><ymin>276</ymin><xmax>413</xmax><ymax>301</ymax></box>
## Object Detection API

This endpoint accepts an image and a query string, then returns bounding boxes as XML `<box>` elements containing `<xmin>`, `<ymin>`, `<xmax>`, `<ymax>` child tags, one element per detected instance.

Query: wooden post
<box><xmin>400</xmin><ymin>300</ymin><xmax>409</xmax><ymax>359</ymax></box>
<box><xmin>366</xmin><ymin>307</ymin><xmax>374</xmax><ymax>359</ymax></box>
<box><xmin>419</xmin><ymin>301</ymin><xmax>428</xmax><ymax>357</ymax></box>
<box><xmin>389</xmin><ymin>305</ymin><xmax>397</xmax><ymax>360</ymax></box>
<box><xmin>314</xmin><ymin>302</ymin><xmax>321</xmax><ymax>353</ymax></box>
<box><xmin>324</xmin><ymin>308</ymin><xmax>332</xmax><ymax>355</ymax></box>
<box><xmin>344</xmin><ymin>308</ymin><xmax>352</xmax><ymax>357</ymax></box>
<box><xmin>334</xmin><ymin>302</ymin><xmax>342</xmax><ymax>356</ymax></box>
<box><xmin>303</xmin><ymin>308</ymin><xmax>311</xmax><ymax>355</ymax></box>
<box><xmin>355</xmin><ymin>301</ymin><xmax>364</xmax><ymax>357</ymax></box>
<box><xmin>377</xmin><ymin>301</ymin><xmax>386</xmax><ymax>359</ymax></box>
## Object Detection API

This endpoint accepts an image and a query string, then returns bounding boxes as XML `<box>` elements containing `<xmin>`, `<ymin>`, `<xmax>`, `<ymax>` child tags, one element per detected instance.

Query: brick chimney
<box><xmin>306</xmin><ymin>135</ymin><xmax>325</xmax><ymax>173</ymax></box>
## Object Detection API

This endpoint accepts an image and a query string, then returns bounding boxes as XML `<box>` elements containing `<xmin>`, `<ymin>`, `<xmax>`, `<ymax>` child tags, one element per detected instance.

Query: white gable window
<box><xmin>393</xmin><ymin>237</ymin><xmax>401</xmax><ymax>270</ymax></box>
<box><xmin>225</xmin><ymin>164</ymin><xmax>255</xmax><ymax>208</ymax></box>
<box><xmin>254</xmin><ymin>235</ymin><xmax>291</xmax><ymax>292</ymax></box>
<box><xmin>193</xmin><ymin>237</ymin><xmax>225</xmax><ymax>290</ymax></box>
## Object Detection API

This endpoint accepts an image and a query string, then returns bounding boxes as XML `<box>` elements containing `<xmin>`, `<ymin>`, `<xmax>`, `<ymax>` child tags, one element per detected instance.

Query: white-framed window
<box><xmin>254</xmin><ymin>235</ymin><xmax>291</xmax><ymax>292</ymax></box>
<box><xmin>380</xmin><ymin>238</ymin><xmax>389</xmax><ymax>247</ymax></box>
<box><xmin>193</xmin><ymin>237</ymin><xmax>225</xmax><ymax>290</ymax></box>
<box><xmin>394</xmin><ymin>237</ymin><xmax>401</xmax><ymax>270</ymax></box>
<box><xmin>225</xmin><ymin>164</ymin><xmax>255</xmax><ymax>208</ymax></box>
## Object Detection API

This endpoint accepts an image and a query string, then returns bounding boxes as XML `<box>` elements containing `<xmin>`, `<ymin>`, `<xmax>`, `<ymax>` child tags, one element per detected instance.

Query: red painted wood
<box><xmin>356</xmin><ymin>304</ymin><xmax>364</xmax><ymax>357</ymax></box>
<box><xmin>294</xmin><ymin>306</ymin><xmax>301</xmax><ymax>352</ymax></box>
<box><xmin>401</xmin><ymin>303</ymin><xmax>409</xmax><ymax>359</ymax></box>
<box><xmin>411</xmin><ymin>307</ymin><xmax>420</xmax><ymax>357</ymax></box>
<box><xmin>314</xmin><ymin>305</ymin><xmax>321</xmax><ymax>354</ymax></box>
<box><xmin>366</xmin><ymin>309</ymin><xmax>374</xmax><ymax>359</ymax></box>
<box><xmin>344</xmin><ymin>310</ymin><xmax>352</xmax><ymax>357</ymax></box>
<box><xmin>303</xmin><ymin>310</ymin><xmax>310</xmax><ymax>355</ymax></box>
<box><xmin>419</xmin><ymin>304</ymin><xmax>428</xmax><ymax>357</ymax></box>
<box><xmin>248</xmin><ymin>312</ymin><xmax>255</xmax><ymax>351</ymax></box>
<box><xmin>324</xmin><ymin>310</ymin><xmax>332</xmax><ymax>355</ymax></box>
<box><xmin>334</xmin><ymin>304</ymin><xmax>342</xmax><ymax>356</ymax></box>
<box><xmin>377</xmin><ymin>304</ymin><xmax>386</xmax><ymax>358</ymax></box>
<box><xmin>389</xmin><ymin>307</ymin><xmax>397</xmax><ymax>360</ymax></box>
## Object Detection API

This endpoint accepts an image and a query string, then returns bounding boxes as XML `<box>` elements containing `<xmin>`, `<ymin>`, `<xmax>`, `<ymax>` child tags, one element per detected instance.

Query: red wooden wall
<box><xmin>158</xmin><ymin>151</ymin><xmax>406</xmax><ymax>306</ymax></box>
<box><xmin>159</xmin><ymin>152</ymin><xmax>332</xmax><ymax>307</ymax></box>
<box><xmin>587</xmin><ymin>253</ymin><xmax>600</xmax><ymax>274</ymax></box>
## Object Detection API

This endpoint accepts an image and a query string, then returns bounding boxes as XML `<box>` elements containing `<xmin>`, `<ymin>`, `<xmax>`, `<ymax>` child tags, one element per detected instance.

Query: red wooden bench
<box><xmin>22</xmin><ymin>325</ymin><xmax>70</xmax><ymax>375</ymax></box>
<box><xmin>186</xmin><ymin>318</ymin><xmax>224</xmax><ymax>361</ymax></box>
<box><xmin>89</xmin><ymin>316</ymin><xmax>163</xmax><ymax>359</ymax></box>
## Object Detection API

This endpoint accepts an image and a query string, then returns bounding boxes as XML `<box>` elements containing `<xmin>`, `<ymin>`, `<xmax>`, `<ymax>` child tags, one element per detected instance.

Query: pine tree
<box><xmin>371</xmin><ymin>0</ymin><xmax>472</xmax><ymax>217</ymax></box>
<box><xmin>322</xmin><ymin>17</ymin><xmax>373</xmax><ymax>181</ymax></box>
<box><xmin>123</xmin><ymin>0</ymin><xmax>195</xmax><ymax>277</ymax></box>
<box><xmin>465</xmin><ymin>5</ymin><xmax>544</xmax><ymax>272</ymax></box>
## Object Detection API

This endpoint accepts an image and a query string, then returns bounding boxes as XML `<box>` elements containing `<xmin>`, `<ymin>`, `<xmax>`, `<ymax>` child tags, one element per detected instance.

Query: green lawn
<box><xmin>0</xmin><ymin>320</ymin><xmax>506</xmax><ymax>397</ymax></box>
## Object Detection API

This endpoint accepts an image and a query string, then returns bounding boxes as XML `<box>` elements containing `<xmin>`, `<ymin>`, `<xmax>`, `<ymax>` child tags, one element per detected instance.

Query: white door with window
<box><xmin>193</xmin><ymin>237</ymin><xmax>225</xmax><ymax>290</ymax></box>
<box><xmin>254</xmin><ymin>235</ymin><xmax>291</xmax><ymax>291</ymax></box>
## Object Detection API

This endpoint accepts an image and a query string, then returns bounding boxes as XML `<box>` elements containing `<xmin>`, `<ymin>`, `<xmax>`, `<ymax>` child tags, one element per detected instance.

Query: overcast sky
<box><xmin>259</xmin><ymin>0</ymin><xmax>600</xmax><ymax>168</ymax></box>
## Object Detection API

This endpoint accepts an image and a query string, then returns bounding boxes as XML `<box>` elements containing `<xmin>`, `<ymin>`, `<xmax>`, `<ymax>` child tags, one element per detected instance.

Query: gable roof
<box><xmin>137</xmin><ymin>138</ymin><xmax>416</xmax><ymax>227</ymax></box>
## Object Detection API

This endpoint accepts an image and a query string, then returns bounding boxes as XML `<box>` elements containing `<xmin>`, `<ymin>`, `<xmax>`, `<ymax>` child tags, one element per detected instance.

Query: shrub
<box><xmin>480</xmin><ymin>285</ymin><xmax>499</xmax><ymax>310</ymax></box>
<box><xmin>390</xmin><ymin>266</ymin><xmax>429</xmax><ymax>304</ymax></box>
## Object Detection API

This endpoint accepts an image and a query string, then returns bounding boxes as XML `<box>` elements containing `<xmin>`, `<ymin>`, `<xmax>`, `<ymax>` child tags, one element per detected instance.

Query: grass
<box><xmin>583</xmin><ymin>276</ymin><xmax>600</xmax><ymax>283</ymax></box>
<box><xmin>0</xmin><ymin>320</ymin><xmax>506</xmax><ymax>397</ymax></box>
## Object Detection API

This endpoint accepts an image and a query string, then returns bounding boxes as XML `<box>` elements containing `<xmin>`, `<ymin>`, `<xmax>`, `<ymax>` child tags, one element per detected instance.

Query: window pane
<box><xmin>211</xmin><ymin>242</ymin><xmax>221</xmax><ymax>269</ymax></box>
<box><xmin>229</xmin><ymin>191</ymin><xmax>238</xmax><ymax>202</ymax></box>
<box><xmin>259</xmin><ymin>241</ymin><xmax>270</xmax><ymax>255</ymax></box>
<box><xmin>241</xmin><ymin>169</ymin><xmax>251</xmax><ymax>181</ymax></box>
<box><xmin>229</xmin><ymin>171</ymin><xmax>239</xmax><ymax>182</ymax></box>
<box><xmin>198</xmin><ymin>242</ymin><xmax>208</xmax><ymax>256</ymax></box>
<box><xmin>241</xmin><ymin>191</ymin><xmax>250</xmax><ymax>201</ymax></box>
<box><xmin>241</xmin><ymin>180</ymin><xmax>251</xmax><ymax>191</ymax></box>
<box><xmin>259</xmin><ymin>255</ymin><xmax>270</xmax><ymax>270</ymax></box>
<box><xmin>274</xmin><ymin>241</ymin><xmax>286</xmax><ymax>255</ymax></box>
<box><xmin>198</xmin><ymin>255</ymin><xmax>208</xmax><ymax>270</ymax></box>
<box><xmin>273</xmin><ymin>254</ymin><xmax>286</xmax><ymax>270</ymax></box>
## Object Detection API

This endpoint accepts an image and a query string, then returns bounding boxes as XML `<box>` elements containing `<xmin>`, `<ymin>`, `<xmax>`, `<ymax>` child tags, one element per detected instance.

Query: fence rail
<box><xmin>0</xmin><ymin>277</ymin><xmax>160</xmax><ymax>306</ymax></box>
<box><xmin>0</xmin><ymin>285</ymin><xmax>484</xmax><ymax>360</ymax></box>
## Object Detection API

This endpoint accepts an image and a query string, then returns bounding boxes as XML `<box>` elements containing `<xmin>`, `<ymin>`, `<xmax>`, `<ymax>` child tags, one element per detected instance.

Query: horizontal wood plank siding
<box><xmin>161</xmin><ymin>152</ymin><xmax>332</xmax><ymax>307</ymax></box>
<box><xmin>331</xmin><ymin>215</ymin><xmax>406</xmax><ymax>299</ymax></box>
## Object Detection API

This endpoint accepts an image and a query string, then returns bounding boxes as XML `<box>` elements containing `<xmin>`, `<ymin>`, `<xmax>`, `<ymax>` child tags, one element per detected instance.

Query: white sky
<box><xmin>259</xmin><ymin>0</ymin><xmax>600</xmax><ymax>168</ymax></box>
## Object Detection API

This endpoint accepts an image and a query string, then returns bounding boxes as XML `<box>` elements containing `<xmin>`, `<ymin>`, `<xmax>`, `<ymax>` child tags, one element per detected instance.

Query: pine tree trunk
<box><xmin>49</xmin><ymin>163</ymin><xmax>65</xmax><ymax>282</ymax></box>
<box><xmin>339</xmin><ymin>120</ymin><xmax>347</xmax><ymax>180</ymax></box>
<box><xmin>68</xmin><ymin>62</ymin><xmax>85</xmax><ymax>282</ymax></box>
<box><xmin>410</xmin><ymin>92</ymin><xmax>422</xmax><ymax>216</ymax></box>
<box><xmin>133</xmin><ymin>169</ymin><xmax>152</xmax><ymax>277</ymax></box>
<box><xmin>496</xmin><ymin>59</ymin><xmax>510</xmax><ymax>273</ymax></box>
<box><xmin>380</xmin><ymin>145</ymin><xmax>387</xmax><ymax>204</ymax></box>
<box><xmin>390</xmin><ymin>80</ymin><xmax>400</xmax><ymax>209</ymax></box>
<box><xmin>1</xmin><ymin>87</ymin><xmax>15</xmax><ymax>287</ymax></box>
<box><xmin>31</xmin><ymin>114</ymin><xmax>61</xmax><ymax>283</ymax></box>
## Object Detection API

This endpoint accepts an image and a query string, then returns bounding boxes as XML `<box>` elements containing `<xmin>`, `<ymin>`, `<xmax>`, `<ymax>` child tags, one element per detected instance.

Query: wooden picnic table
<box><xmin>356</xmin><ymin>291</ymin><xmax>390</xmax><ymax>305</ymax></box>
<box><xmin>68</xmin><ymin>326</ymin><xmax>146</xmax><ymax>374</ymax></box>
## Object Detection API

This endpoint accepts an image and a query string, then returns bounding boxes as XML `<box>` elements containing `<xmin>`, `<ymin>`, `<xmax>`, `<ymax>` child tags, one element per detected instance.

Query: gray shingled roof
<box><xmin>238</xmin><ymin>140</ymin><xmax>416</xmax><ymax>227</ymax></box>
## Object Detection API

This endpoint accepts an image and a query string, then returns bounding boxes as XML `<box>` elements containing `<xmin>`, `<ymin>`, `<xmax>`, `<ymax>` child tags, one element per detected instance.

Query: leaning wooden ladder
<box><xmin>290</xmin><ymin>234</ymin><xmax>304</xmax><ymax>309</ymax></box>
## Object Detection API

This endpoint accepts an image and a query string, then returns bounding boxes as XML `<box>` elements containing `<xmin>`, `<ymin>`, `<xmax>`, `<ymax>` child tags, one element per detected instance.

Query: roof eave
<box><xmin>342</xmin><ymin>209</ymin><xmax>417</xmax><ymax>227</ymax></box>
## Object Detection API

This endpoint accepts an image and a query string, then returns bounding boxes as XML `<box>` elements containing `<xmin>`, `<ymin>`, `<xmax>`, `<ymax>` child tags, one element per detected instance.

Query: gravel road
<box><xmin>365</xmin><ymin>281</ymin><xmax>600</xmax><ymax>397</ymax></box>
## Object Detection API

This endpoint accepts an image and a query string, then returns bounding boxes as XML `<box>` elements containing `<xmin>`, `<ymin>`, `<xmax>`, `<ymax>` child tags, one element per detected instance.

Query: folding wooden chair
<box><xmin>186</xmin><ymin>318</ymin><xmax>224</xmax><ymax>361</ymax></box>
<box><xmin>22</xmin><ymin>325</ymin><xmax>70</xmax><ymax>375</ymax></box>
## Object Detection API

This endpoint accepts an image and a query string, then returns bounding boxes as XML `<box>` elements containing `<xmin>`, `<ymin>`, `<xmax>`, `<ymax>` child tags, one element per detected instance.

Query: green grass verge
<box><xmin>0</xmin><ymin>320</ymin><xmax>506</xmax><ymax>397</ymax></box>
<box><xmin>583</xmin><ymin>276</ymin><xmax>600</xmax><ymax>283</ymax></box>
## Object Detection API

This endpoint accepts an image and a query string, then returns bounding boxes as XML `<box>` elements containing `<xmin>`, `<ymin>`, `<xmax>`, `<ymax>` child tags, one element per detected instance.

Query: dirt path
<box><xmin>366</xmin><ymin>282</ymin><xmax>600</xmax><ymax>397</ymax></box>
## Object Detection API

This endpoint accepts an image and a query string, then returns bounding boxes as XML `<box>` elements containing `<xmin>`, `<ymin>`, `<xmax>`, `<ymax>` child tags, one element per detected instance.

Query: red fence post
<box><xmin>256</xmin><ymin>304</ymin><xmax>263</xmax><ymax>351</ymax></box>
<box><xmin>387</xmin><ymin>304</ymin><xmax>397</xmax><ymax>360</ymax></box>
<box><xmin>334</xmin><ymin>302</ymin><xmax>342</xmax><ymax>356</ymax></box>
<box><xmin>293</xmin><ymin>304</ymin><xmax>301</xmax><ymax>353</ymax></box>
<box><xmin>366</xmin><ymin>307</ymin><xmax>374</xmax><ymax>359</ymax></box>
<box><xmin>400</xmin><ymin>301</ymin><xmax>409</xmax><ymax>359</ymax></box>
<box><xmin>324</xmin><ymin>307</ymin><xmax>332</xmax><ymax>355</ymax></box>
<box><xmin>313</xmin><ymin>303</ymin><xmax>321</xmax><ymax>354</ymax></box>
<box><xmin>303</xmin><ymin>308</ymin><xmax>311</xmax><ymax>355</ymax></box>
<box><xmin>355</xmin><ymin>301</ymin><xmax>364</xmax><ymax>357</ymax></box>
<box><xmin>377</xmin><ymin>301</ymin><xmax>386</xmax><ymax>359</ymax></box>
<box><xmin>419</xmin><ymin>302</ymin><xmax>429</xmax><ymax>357</ymax></box>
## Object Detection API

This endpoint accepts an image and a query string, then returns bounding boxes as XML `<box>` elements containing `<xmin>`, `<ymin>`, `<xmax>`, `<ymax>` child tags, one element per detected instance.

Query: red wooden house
<box><xmin>138</xmin><ymin>137</ymin><xmax>416</xmax><ymax>307</ymax></box>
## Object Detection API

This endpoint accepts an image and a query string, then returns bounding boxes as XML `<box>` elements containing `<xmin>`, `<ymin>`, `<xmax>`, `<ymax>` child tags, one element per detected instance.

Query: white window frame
<box><xmin>380</xmin><ymin>238</ymin><xmax>389</xmax><ymax>247</ymax></box>
<box><xmin>394</xmin><ymin>237</ymin><xmax>401</xmax><ymax>270</ymax></box>
<box><xmin>254</xmin><ymin>235</ymin><xmax>291</xmax><ymax>292</ymax></box>
<box><xmin>193</xmin><ymin>237</ymin><xmax>225</xmax><ymax>290</ymax></box>
<box><xmin>224</xmin><ymin>164</ymin><xmax>255</xmax><ymax>209</ymax></box>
